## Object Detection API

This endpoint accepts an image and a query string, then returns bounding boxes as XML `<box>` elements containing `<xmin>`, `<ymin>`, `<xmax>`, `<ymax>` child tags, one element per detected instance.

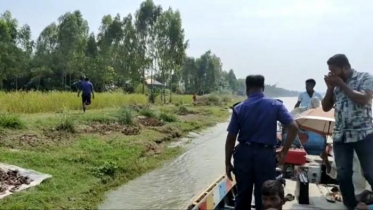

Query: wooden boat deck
<box><xmin>186</xmin><ymin>174</ymin><xmax>346</xmax><ymax>210</ymax></box>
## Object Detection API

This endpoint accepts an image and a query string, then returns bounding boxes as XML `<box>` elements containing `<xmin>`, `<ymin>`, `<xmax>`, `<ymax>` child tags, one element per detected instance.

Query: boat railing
<box><xmin>185</xmin><ymin>174</ymin><xmax>236</xmax><ymax>210</ymax></box>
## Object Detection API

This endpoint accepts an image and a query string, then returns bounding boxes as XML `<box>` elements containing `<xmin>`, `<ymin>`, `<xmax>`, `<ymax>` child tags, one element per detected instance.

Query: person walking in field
<box><xmin>322</xmin><ymin>54</ymin><xmax>373</xmax><ymax>210</ymax></box>
<box><xmin>225</xmin><ymin>75</ymin><xmax>298</xmax><ymax>210</ymax></box>
<box><xmin>77</xmin><ymin>78</ymin><xmax>94</xmax><ymax>113</ymax></box>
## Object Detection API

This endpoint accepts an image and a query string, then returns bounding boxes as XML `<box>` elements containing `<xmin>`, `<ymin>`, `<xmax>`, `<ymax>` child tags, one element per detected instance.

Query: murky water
<box><xmin>99</xmin><ymin>97</ymin><xmax>298</xmax><ymax>209</ymax></box>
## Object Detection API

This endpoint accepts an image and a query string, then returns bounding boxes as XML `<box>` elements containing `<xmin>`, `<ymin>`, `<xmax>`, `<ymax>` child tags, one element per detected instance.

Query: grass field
<box><xmin>0</xmin><ymin>93</ymin><xmax>234</xmax><ymax>209</ymax></box>
<box><xmin>0</xmin><ymin>91</ymin><xmax>195</xmax><ymax>114</ymax></box>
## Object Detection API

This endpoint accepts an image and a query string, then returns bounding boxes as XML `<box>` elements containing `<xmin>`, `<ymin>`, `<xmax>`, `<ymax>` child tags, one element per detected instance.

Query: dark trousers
<box><xmin>233</xmin><ymin>143</ymin><xmax>276</xmax><ymax>210</ymax></box>
<box><xmin>334</xmin><ymin>134</ymin><xmax>373</xmax><ymax>209</ymax></box>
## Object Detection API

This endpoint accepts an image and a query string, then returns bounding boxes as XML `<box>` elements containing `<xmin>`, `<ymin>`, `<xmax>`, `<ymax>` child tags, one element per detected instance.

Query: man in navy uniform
<box><xmin>225</xmin><ymin>75</ymin><xmax>298</xmax><ymax>210</ymax></box>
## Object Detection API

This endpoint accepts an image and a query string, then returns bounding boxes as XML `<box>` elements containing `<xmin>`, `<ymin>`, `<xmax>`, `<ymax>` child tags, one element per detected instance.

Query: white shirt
<box><xmin>327</xmin><ymin>150</ymin><xmax>370</xmax><ymax>195</ymax></box>
<box><xmin>297</xmin><ymin>92</ymin><xmax>323</xmax><ymax>109</ymax></box>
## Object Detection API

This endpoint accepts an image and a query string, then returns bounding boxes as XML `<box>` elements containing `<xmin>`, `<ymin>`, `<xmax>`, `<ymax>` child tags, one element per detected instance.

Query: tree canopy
<box><xmin>0</xmin><ymin>0</ymin><xmax>297</xmax><ymax>98</ymax></box>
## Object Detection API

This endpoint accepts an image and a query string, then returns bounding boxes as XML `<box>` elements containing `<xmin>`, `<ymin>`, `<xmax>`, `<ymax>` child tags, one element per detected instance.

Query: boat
<box><xmin>185</xmin><ymin>175</ymin><xmax>236</xmax><ymax>210</ymax></box>
<box><xmin>185</xmin><ymin>166</ymin><xmax>345</xmax><ymax>210</ymax></box>
<box><xmin>186</xmin><ymin>103</ymin><xmax>344</xmax><ymax>209</ymax></box>
<box><xmin>280</xmin><ymin>107</ymin><xmax>327</xmax><ymax>156</ymax></box>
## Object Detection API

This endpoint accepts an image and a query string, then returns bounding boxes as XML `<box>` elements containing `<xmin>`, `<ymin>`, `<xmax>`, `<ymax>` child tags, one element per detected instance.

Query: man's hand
<box><xmin>320</xmin><ymin>151</ymin><xmax>328</xmax><ymax>162</ymax></box>
<box><xmin>225</xmin><ymin>133</ymin><xmax>237</xmax><ymax>181</ymax></box>
<box><xmin>277</xmin><ymin>151</ymin><xmax>286</xmax><ymax>168</ymax></box>
<box><xmin>325</xmin><ymin>74</ymin><xmax>344</xmax><ymax>87</ymax></box>
<box><xmin>320</xmin><ymin>149</ymin><xmax>332</xmax><ymax>174</ymax></box>
<box><xmin>226</xmin><ymin>162</ymin><xmax>234</xmax><ymax>181</ymax></box>
<box><xmin>92</xmin><ymin>94</ymin><xmax>95</xmax><ymax>99</ymax></box>
<box><xmin>322</xmin><ymin>75</ymin><xmax>336</xmax><ymax>112</ymax></box>
<box><xmin>324</xmin><ymin>75</ymin><xmax>335</xmax><ymax>89</ymax></box>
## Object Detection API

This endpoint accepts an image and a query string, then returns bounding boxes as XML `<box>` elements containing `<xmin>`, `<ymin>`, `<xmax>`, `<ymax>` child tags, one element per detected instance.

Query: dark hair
<box><xmin>246</xmin><ymin>75</ymin><xmax>265</xmax><ymax>89</ymax></box>
<box><xmin>262</xmin><ymin>180</ymin><xmax>284</xmax><ymax>200</ymax></box>
<box><xmin>306</xmin><ymin>79</ymin><xmax>316</xmax><ymax>86</ymax></box>
<box><xmin>80</xmin><ymin>76</ymin><xmax>84</xmax><ymax>80</ymax></box>
<box><xmin>85</xmin><ymin>78</ymin><xmax>89</xmax><ymax>81</ymax></box>
<box><xmin>327</xmin><ymin>54</ymin><xmax>350</xmax><ymax>69</ymax></box>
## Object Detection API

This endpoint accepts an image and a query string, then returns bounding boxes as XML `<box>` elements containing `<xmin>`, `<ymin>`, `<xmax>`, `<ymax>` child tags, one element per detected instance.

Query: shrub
<box><xmin>207</xmin><ymin>94</ymin><xmax>223</xmax><ymax>106</ymax></box>
<box><xmin>135</xmin><ymin>84</ymin><xmax>148</xmax><ymax>94</ymax></box>
<box><xmin>177</xmin><ymin>105</ymin><xmax>191</xmax><ymax>115</ymax></box>
<box><xmin>118</xmin><ymin>107</ymin><xmax>134</xmax><ymax>125</ymax></box>
<box><xmin>159</xmin><ymin>112</ymin><xmax>178</xmax><ymax>122</ymax></box>
<box><xmin>139</xmin><ymin>107</ymin><xmax>158</xmax><ymax>118</ymax></box>
<box><xmin>222</xmin><ymin>95</ymin><xmax>233</xmax><ymax>103</ymax></box>
<box><xmin>55</xmin><ymin>113</ymin><xmax>75</xmax><ymax>133</ymax></box>
<box><xmin>0</xmin><ymin>113</ymin><xmax>24</xmax><ymax>129</ymax></box>
<box><xmin>92</xmin><ymin>161</ymin><xmax>119</xmax><ymax>178</ymax></box>
<box><xmin>178</xmin><ymin>105</ymin><xmax>188</xmax><ymax>113</ymax></box>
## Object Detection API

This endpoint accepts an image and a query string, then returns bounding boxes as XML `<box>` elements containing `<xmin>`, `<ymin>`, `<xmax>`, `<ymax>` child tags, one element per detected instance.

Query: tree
<box><xmin>86</xmin><ymin>33</ymin><xmax>98</xmax><ymax>58</ymax></box>
<box><xmin>135</xmin><ymin>0</ymin><xmax>162</xmax><ymax>98</ymax></box>
<box><xmin>0</xmin><ymin>19</ymin><xmax>13</xmax><ymax>88</ymax></box>
<box><xmin>181</xmin><ymin>57</ymin><xmax>197</xmax><ymax>94</ymax></box>
<box><xmin>155</xmin><ymin>8</ymin><xmax>187</xmax><ymax>102</ymax></box>
<box><xmin>236</xmin><ymin>79</ymin><xmax>246</xmax><ymax>95</ymax></box>
<box><xmin>0</xmin><ymin>11</ymin><xmax>28</xmax><ymax>90</ymax></box>
<box><xmin>227</xmin><ymin>69</ymin><xmax>237</xmax><ymax>92</ymax></box>
<box><xmin>57</xmin><ymin>11</ymin><xmax>89</xmax><ymax>89</ymax></box>
<box><xmin>1</xmin><ymin>11</ymin><xmax>17</xmax><ymax>43</ymax></box>
<box><xmin>0</xmin><ymin>7</ymin><xmax>299</xmax><ymax>97</ymax></box>
<box><xmin>120</xmin><ymin>14</ymin><xmax>141</xmax><ymax>89</ymax></box>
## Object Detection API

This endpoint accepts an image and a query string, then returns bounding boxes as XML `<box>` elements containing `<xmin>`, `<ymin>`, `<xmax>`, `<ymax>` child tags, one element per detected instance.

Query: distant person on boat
<box><xmin>77</xmin><ymin>78</ymin><xmax>95</xmax><ymax>113</ymax></box>
<box><xmin>322</xmin><ymin>54</ymin><xmax>373</xmax><ymax>210</ymax></box>
<box><xmin>225</xmin><ymin>75</ymin><xmax>298</xmax><ymax>210</ymax></box>
<box><xmin>295</xmin><ymin>79</ymin><xmax>323</xmax><ymax>109</ymax></box>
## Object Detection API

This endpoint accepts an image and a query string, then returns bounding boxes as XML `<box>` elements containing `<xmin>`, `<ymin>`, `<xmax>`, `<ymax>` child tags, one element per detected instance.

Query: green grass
<box><xmin>55</xmin><ymin>112</ymin><xmax>76</xmax><ymax>133</ymax></box>
<box><xmin>0</xmin><ymin>91</ymin><xmax>243</xmax><ymax>114</ymax></box>
<box><xmin>159</xmin><ymin>112</ymin><xmax>178</xmax><ymax>122</ymax></box>
<box><xmin>117</xmin><ymin>107</ymin><xmax>135</xmax><ymax>125</ymax></box>
<box><xmin>0</xmin><ymin>91</ymin><xmax>196</xmax><ymax>114</ymax></box>
<box><xmin>0</xmin><ymin>136</ymin><xmax>180</xmax><ymax>209</ymax></box>
<box><xmin>139</xmin><ymin>106</ymin><xmax>158</xmax><ymax>118</ymax></box>
<box><xmin>0</xmin><ymin>113</ymin><xmax>25</xmax><ymax>129</ymax></box>
<box><xmin>0</xmin><ymin>104</ymin><xmax>230</xmax><ymax>209</ymax></box>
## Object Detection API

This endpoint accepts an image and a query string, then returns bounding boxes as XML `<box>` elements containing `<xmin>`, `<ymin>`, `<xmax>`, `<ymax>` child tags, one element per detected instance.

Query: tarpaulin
<box><xmin>0</xmin><ymin>163</ymin><xmax>52</xmax><ymax>199</ymax></box>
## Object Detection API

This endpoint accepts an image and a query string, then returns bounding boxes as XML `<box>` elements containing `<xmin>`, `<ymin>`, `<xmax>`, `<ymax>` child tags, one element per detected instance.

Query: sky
<box><xmin>2</xmin><ymin>0</ymin><xmax>373</xmax><ymax>92</ymax></box>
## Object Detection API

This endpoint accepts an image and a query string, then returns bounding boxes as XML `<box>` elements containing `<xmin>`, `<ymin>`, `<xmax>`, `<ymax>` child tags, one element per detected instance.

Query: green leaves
<box><xmin>0</xmin><ymin>2</ymin><xmax>237</xmax><ymax>95</ymax></box>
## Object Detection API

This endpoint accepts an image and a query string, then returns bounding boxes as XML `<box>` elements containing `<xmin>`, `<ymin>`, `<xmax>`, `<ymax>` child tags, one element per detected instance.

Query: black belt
<box><xmin>241</xmin><ymin>141</ymin><xmax>275</xmax><ymax>149</ymax></box>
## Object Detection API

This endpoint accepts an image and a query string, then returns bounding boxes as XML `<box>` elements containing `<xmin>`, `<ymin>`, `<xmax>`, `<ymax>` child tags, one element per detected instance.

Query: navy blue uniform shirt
<box><xmin>81</xmin><ymin>81</ymin><xmax>94</xmax><ymax>95</ymax></box>
<box><xmin>227</xmin><ymin>92</ymin><xmax>293</xmax><ymax>146</ymax></box>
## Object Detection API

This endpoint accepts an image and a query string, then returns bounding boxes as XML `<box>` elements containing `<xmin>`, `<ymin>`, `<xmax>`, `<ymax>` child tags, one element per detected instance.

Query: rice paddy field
<box><xmin>0</xmin><ymin>91</ymin><xmax>240</xmax><ymax>209</ymax></box>
<box><xmin>0</xmin><ymin>91</ymin><xmax>194</xmax><ymax>114</ymax></box>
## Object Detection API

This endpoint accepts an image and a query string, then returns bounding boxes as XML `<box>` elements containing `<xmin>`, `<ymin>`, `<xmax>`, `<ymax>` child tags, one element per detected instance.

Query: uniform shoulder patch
<box><xmin>230</xmin><ymin>101</ymin><xmax>242</xmax><ymax>109</ymax></box>
<box><xmin>275</xmin><ymin>99</ymin><xmax>283</xmax><ymax>103</ymax></box>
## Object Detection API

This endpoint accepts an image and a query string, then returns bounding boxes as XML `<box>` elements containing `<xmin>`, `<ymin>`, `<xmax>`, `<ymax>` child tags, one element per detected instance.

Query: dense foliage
<box><xmin>0</xmin><ymin>0</ymin><xmax>297</xmax><ymax>98</ymax></box>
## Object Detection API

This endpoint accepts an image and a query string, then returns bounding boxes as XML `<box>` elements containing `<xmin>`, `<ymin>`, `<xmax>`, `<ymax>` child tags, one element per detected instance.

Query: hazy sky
<box><xmin>3</xmin><ymin>0</ymin><xmax>373</xmax><ymax>91</ymax></box>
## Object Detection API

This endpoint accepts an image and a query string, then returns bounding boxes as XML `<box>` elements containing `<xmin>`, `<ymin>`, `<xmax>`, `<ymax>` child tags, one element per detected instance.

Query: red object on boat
<box><xmin>285</xmin><ymin>148</ymin><xmax>307</xmax><ymax>165</ymax></box>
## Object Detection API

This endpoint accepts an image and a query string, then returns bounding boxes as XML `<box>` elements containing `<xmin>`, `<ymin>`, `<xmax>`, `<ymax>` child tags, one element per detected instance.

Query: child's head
<box><xmin>261</xmin><ymin>180</ymin><xmax>285</xmax><ymax>210</ymax></box>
